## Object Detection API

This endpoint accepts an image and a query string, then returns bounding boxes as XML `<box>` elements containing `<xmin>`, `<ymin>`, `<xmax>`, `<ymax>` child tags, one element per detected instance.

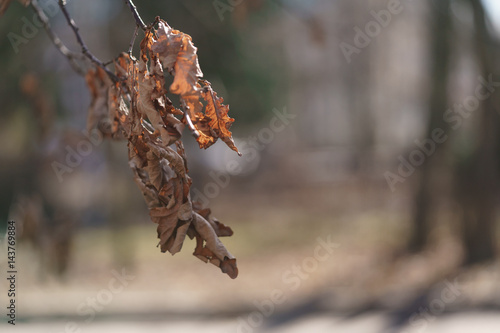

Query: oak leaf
<box><xmin>153</xmin><ymin>20</ymin><xmax>203</xmax><ymax>96</ymax></box>
<box><xmin>83</xmin><ymin>18</ymin><xmax>239</xmax><ymax>278</ymax></box>
<box><xmin>201</xmin><ymin>82</ymin><xmax>240</xmax><ymax>154</ymax></box>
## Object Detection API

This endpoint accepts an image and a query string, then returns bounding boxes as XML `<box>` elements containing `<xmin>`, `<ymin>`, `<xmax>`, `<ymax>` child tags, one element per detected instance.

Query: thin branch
<box><xmin>184</xmin><ymin>112</ymin><xmax>200</xmax><ymax>139</ymax></box>
<box><xmin>128</xmin><ymin>26</ymin><xmax>139</xmax><ymax>56</ymax></box>
<box><xmin>181</xmin><ymin>100</ymin><xmax>200</xmax><ymax>139</ymax></box>
<box><xmin>103</xmin><ymin>55</ymin><xmax>124</xmax><ymax>66</ymax></box>
<box><xmin>125</xmin><ymin>0</ymin><xmax>147</xmax><ymax>31</ymax></box>
<box><xmin>30</xmin><ymin>0</ymin><xmax>85</xmax><ymax>75</ymax></box>
<box><xmin>58</xmin><ymin>0</ymin><xmax>119</xmax><ymax>82</ymax></box>
<box><xmin>103</xmin><ymin>58</ymin><xmax>115</xmax><ymax>66</ymax></box>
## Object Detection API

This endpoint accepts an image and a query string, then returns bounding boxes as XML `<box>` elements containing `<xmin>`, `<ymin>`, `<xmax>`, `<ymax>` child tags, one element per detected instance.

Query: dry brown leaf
<box><xmin>150</xmin><ymin>206</ymin><xmax>179</xmax><ymax>252</ymax></box>
<box><xmin>170</xmin><ymin>33</ymin><xmax>203</xmax><ymax>96</ymax></box>
<box><xmin>191</xmin><ymin>215</ymin><xmax>238</xmax><ymax>279</ymax></box>
<box><xmin>149</xmin><ymin>21</ymin><xmax>239</xmax><ymax>155</ymax></box>
<box><xmin>152</xmin><ymin>20</ymin><xmax>203</xmax><ymax>96</ymax></box>
<box><xmin>201</xmin><ymin>82</ymin><xmax>240</xmax><ymax>155</ymax></box>
<box><xmin>168</xmin><ymin>221</ymin><xmax>190</xmax><ymax>254</ymax></box>
<box><xmin>220</xmin><ymin>258</ymin><xmax>238</xmax><ymax>279</ymax></box>
<box><xmin>82</xmin><ymin>18</ymin><xmax>239</xmax><ymax>278</ymax></box>
<box><xmin>152</xmin><ymin>21</ymin><xmax>183</xmax><ymax>72</ymax></box>
<box><xmin>194</xmin><ymin>203</ymin><xmax>234</xmax><ymax>237</ymax></box>
<box><xmin>107</xmin><ymin>87</ymin><xmax>129</xmax><ymax>139</ymax></box>
<box><xmin>85</xmin><ymin>67</ymin><xmax>113</xmax><ymax>136</ymax></box>
<box><xmin>137</xmin><ymin>60</ymin><xmax>173</xmax><ymax>146</ymax></box>
<box><xmin>192</xmin><ymin>212</ymin><xmax>235</xmax><ymax>262</ymax></box>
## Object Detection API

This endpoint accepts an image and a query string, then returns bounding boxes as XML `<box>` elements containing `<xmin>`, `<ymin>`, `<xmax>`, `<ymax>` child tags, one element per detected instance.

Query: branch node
<box><xmin>58</xmin><ymin>0</ymin><xmax>119</xmax><ymax>82</ymax></box>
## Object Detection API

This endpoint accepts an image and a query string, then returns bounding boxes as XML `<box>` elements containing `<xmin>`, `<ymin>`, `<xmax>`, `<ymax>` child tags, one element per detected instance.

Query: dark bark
<box><xmin>456</xmin><ymin>0</ymin><xmax>499</xmax><ymax>265</ymax></box>
<box><xmin>407</xmin><ymin>0</ymin><xmax>453</xmax><ymax>252</ymax></box>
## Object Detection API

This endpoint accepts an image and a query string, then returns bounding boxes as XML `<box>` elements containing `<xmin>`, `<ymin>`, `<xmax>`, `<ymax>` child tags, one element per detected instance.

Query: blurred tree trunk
<box><xmin>455</xmin><ymin>0</ymin><xmax>499</xmax><ymax>265</ymax></box>
<box><xmin>407</xmin><ymin>0</ymin><xmax>452</xmax><ymax>252</ymax></box>
<box><xmin>348</xmin><ymin>52</ymin><xmax>375</xmax><ymax>172</ymax></box>
<box><xmin>344</xmin><ymin>1</ymin><xmax>375</xmax><ymax>172</ymax></box>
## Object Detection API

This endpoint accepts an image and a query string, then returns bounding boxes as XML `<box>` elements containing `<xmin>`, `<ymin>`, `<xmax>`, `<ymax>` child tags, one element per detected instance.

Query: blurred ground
<box><xmin>1</xmin><ymin>183</ymin><xmax>499</xmax><ymax>332</ymax></box>
<box><xmin>3</xmin><ymin>312</ymin><xmax>500</xmax><ymax>333</ymax></box>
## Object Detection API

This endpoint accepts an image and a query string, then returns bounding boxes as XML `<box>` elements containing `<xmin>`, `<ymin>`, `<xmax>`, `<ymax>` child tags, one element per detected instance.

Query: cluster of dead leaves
<box><xmin>85</xmin><ymin>19</ymin><xmax>239</xmax><ymax>278</ymax></box>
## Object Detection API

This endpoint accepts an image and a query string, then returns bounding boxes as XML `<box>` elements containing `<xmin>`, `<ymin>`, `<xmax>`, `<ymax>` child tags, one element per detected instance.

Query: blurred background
<box><xmin>1</xmin><ymin>0</ymin><xmax>500</xmax><ymax>332</ymax></box>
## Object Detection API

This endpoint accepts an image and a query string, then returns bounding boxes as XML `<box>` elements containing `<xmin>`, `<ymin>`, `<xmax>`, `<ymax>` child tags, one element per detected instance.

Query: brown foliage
<box><xmin>85</xmin><ymin>19</ymin><xmax>239</xmax><ymax>278</ymax></box>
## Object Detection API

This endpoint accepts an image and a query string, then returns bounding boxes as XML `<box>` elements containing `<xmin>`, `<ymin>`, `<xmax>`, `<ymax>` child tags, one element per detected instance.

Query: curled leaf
<box><xmin>83</xmin><ymin>18</ymin><xmax>239</xmax><ymax>278</ymax></box>
<box><xmin>201</xmin><ymin>82</ymin><xmax>240</xmax><ymax>154</ymax></box>
<box><xmin>153</xmin><ymin>20</ymin><xmax>203</xmax><ymax>96</ymax></box>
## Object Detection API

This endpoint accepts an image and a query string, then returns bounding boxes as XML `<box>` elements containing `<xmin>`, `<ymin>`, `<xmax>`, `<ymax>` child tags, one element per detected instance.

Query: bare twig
<box><xmin>30</xmin><ymin>0</ymin><xmax>85</xmax><ymax>75</ymax></box>
<box><xmin>181</xmin><ymin>100</ymin><xmax>200</xmax><ymax>139</ymax></box>
<box><xmin>58</xmin><ymin>0</ymin><xmax>119</xmax><ymax>82</ymax></box>
<box><xmin>128</xmin><ymin>26</ymin><xmax>139</xmax><ymax>56</ymax></box>
<box><xmin>125</xmin><ymin>0</ymin><xmax>147</xmax><ymax>31</ymax></box>
<box><xmin>184</xmin><ymin>113</ymin><xmax>200</xmax><ymax>139</ymax></box>
<box><xmin>103</xmin><ymin>58</ymin><xmax>115</xmax><ymax>66</ymax></box>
